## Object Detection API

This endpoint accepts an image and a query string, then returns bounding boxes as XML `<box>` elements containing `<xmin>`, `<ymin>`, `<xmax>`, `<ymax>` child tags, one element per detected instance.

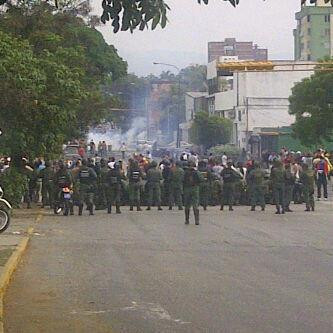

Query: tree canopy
<box><xmin>289</xmin><ymin>60</ymin><xmax>333</xmax><ymax>146</ymax></box>
<box><xmin>190</xmin><ymin>112</ymin><xmax>232</xmax><ymax>150</ymax></box>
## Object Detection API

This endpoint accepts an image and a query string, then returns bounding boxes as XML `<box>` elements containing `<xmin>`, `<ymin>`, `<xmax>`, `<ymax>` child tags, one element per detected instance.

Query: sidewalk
<box><xmin>0</xmin><ymin>208</ymin><xmax>43</xmax><ymax>333</ymax></box>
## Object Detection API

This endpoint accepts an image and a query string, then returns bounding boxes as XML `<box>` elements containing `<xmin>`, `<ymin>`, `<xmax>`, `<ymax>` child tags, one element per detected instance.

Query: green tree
<box><xmin>289</xmin><ymin>60</ymin><xmax>333</xmax><ymax>146</ymax></box>
<box><xmin>190</xmin><ymin>111</ymin><xmax>233</xmax><ymax>150</ymax></box>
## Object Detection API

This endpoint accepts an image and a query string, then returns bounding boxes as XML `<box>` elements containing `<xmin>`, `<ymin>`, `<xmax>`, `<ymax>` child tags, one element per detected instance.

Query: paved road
<box><xmin>4</xmin><ymin>201</ymin><xmax>333</xmax><ymax>333</ymax></box>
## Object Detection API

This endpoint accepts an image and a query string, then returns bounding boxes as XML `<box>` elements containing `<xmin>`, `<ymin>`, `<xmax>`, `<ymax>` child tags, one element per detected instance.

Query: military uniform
<box><xmin>247</xmin><ymin>166</ymin><xmax>265</xmax><ymax>211</ymax></box>
<box><xmin>169</xmin><ymin>163</ymin><xmax>184</xmax><ymax>210</ymax></box>
<box><xmin>146</xmin><ymin>161</ymin><xmax>163</xmax><ymax>210</ymax></box>
<box><xmin>284</xmin><ymin>167</ymin><xmax>295</xmax><ymax>212</ymax></box>
<box><xmin>128</xmin><ymin>163</ymin><xmax>143</xmax><ymax>211</ymax></box>
<box><xmin>198</xmin><ymin>164</ymin><xmax>211</xmax><ymax>211</ymax></box>
<box><xmin>76</xmin><ymin>164</ymin><xmax>97</xmax><ymax>215</ymax></box>
<box><xmin>183</xmin><ymin>164</ymin><xmax>202</xmax><ymax>225</ymax></box>
<box><xmin>300</xmin><ymin>168</ymin><xmax>315</xmax><ymax>211</ymax></box>
<box><xmin>40</xmin><ymin>165</ymin><xmax>55</xmax><ymax>208</ymax></box>
<box><xmin>162</xmin><ymin>164</ymin><xmax>172</xmax><ymax>208</ymax></box>
<box><xmin>105</xmin><ymin>165</ymin><xmax>124</xmax><ymax>214</ymax></box>
<box><xmin>270</xmin><ymin>162</ymin><xmax>286</xmax><ymax>214</ymax></box>
<box><xmin>220</xmin><ymin>166</ymin><xmax>241</xmax><ymax>211</ymax></box>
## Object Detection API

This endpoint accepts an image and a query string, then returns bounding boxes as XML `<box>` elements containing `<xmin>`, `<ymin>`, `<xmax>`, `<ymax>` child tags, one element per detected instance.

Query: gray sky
<box><xmin>96</xmin><ymin>0</ymin><xmax>301</xmax><ymax>76</ymax></box>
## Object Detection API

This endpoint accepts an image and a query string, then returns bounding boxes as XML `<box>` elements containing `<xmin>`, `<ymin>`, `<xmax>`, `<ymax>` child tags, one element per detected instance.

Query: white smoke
<box><xmin>88</xmin><ymin>117</ymin><xmax>147</xmax><ymax>151</ymax></box>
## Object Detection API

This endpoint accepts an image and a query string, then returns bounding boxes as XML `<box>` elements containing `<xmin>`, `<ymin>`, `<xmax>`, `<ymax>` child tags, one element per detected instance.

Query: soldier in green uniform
<box><xmin>40</xmin><ymin>161</ymin><xmax>55</xmax><ymax>208</ymax></box>
<box><xmin>270</xmin><ymin>160</ymin><xmax>286</xmax><ymax>214</ymax></box>
<box><xmin>300</xmin><ymin>163</ymin><xmax>315</xmax><ymax>212</ymax></box>
<box><xmin>99</xmin><ymin>159</ymin><xmax>110</xmax><ymax>213</ymax></box>
<box><xmin>128</xmin><ymin>159</ymin><xmax>143</xmax><ymax>211</ymax></box>
<box><xmin>183</xmin><ymin>161</ymin><xmax>202</xmax><ymax>225</ymax></box>
<box><xmin>198</xmin><ymin>160</ymin><xmax>211</xmax><ymax>211</ymax></box>
<box><xmin>76</xmin><ymin>159</ymin><xmax>97</xmax><ymax>216</ymax></box>
<box><xmin>284</xmin><ymin>163</ymin><xmax>295</xmax><ymax>212</ymax></box>
<box><xmin>169</xmin><ymin>161</ymin><xmax>184</xmax><ymax>210</ymax></box>
<box><xmin>106</xmin><ymin>162</ymin><xmax>125</xmax><ymax>214</ymax></box>
<box><xmin>247</xmin><ymin>162</ymin><xmax>266</xmax><ymax>211</ymax></box>
<box><xmin>220</xmin><ymin>161</ymin><xmax>241</xmax><ymax>211</ymax></box>
<box><xmin>146</xmin><ymin>160</ymin><xmax>163</xmax><ymax>211</ymax></box>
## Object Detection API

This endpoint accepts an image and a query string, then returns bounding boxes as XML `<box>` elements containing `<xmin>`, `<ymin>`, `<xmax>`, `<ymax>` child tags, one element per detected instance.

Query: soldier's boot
<box><xmin>220</xmin><ymin>205</ymin><xmax>224</xmax><ymax>211</ymax></box>
<box><xmin>185</xmin><ymin>208</ymin><xmax>190</xmax><ymax>224</ymax></box>
<box><xmin>116</xmin><ymin>205</ymin><xmax>121</xmax><ymax>214</ymax></box>
<box><xmin>261</xmin><ymin>206</ymin><xmax>265</xmax><ymax>211</ymax></box>
<box><xmin>229</xmin><ymin>205</ymin><xmax>233</xmax><ymax>211</ymax></box>
<box><xmin>78</xmin><ymin>204</ymin><xmax>83</xmax><ymax>216</ymax></box>
<box><xmin>275</xmin><ymin>205</ymin><xmax>281</xmax><ymax>214</ymax></box>
<box><xmin>146</xmin><ymin>206</ymin><xmax>151</xmax><ymax>211</ymax></box>
<box><xmin>137</xmin><ymin>205</ymin><xmax>142</xmax><ymax>211</ymax></box>
<box><xmin>130</xmin><ymin>206</ymin><xmax>133</xmax><ymax>211</ymax></box>
<box><xmin>203</xmin><ymin>205</ymin><xmax>207</xmax><ymax>211</ymax></box>
<box><xmin>305</xmin><ymin>204</ymin><xmax>310</xmax><ymax>212</ymax></box>
<box><xmin>27</xmin><ymin>202</ymin><xmax>31</xmax><ymax>209</ymax></box>
<box><xmin>107</xmin><ymin>204</ymin><xmax>112</xmax><ymax>214</ymax></box>
<box><xmin>158</xmin><ymin>206</ymin><xmax>163</xmax><ymax>211</ymax></box>
<box><xmin>311</xmin><ymin>203</ymin><xmax>315</xmax><ymax>211</ymax></box>
<box><xmin>194</xmin><ymin>208</ymin><xmax>200</xmax><ymax>225</ymax></box>
<box><xmin>178</xmin><ymin>206</ymin><xmax>183</xmax><ymax>210</ymax></box>
<box><xmin>169</xmin><ymin>206</ymin><xmax>172</xmax><ymax>210</ymax></box>
<box><xmin>251</xmin><ymin>206</ymin><xmax>255</xmax><ymax>211</ymax></box>
<box><xmin>63</xmin><ymin>207</ymin><xmax>69</xmax><ymax>216</ymax></box>
<box><xmin>70</xmin><ymin>205</ymin><xmax>74</xmax><ymax>216</ymax></box>
<box><xmin>281</xmin><ymin>207</ymin><xmax>285</xmax><ymax>214</ymax></box>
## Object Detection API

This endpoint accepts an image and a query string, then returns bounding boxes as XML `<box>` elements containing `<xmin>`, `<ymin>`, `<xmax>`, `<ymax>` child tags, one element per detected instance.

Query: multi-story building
<box><xmin>208</xmin><ymin>38</ymin><xmax>268</xmax><ymax>63</ymax></box>
<box><xmin>294</xmin><ymin>0</ymin><xmax>333</xmax><ymax>61</ymax></box>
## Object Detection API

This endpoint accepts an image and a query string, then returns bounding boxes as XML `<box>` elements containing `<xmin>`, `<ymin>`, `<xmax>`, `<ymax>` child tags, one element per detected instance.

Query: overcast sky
<box><xmin>96</xmin><ymin>0</ymin><xmax>301</xmax><ymax>76</ymax></box>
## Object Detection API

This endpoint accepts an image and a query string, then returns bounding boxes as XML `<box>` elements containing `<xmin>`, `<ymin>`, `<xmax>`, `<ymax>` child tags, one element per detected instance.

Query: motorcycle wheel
<box><xmin>0</xmin><ymin>209</ymin><xmax>10</xmax><ymax>233</ymax></box>
<box><xmin>54</xmin><ymin>205</ymin><xmax>62</xmax><ymax>215</ymax></box>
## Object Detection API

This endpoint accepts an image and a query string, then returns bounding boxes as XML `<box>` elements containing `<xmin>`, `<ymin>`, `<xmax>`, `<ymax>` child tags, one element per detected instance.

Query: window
<box><xmin>307</xmin><ymin>15</ymin><xmax>311</xmax><ymax>22</ymax></box>
<box><xmin>325</xmin><ymin>15</ymin><xmax>330</xmax><ymax>23</ymax></box>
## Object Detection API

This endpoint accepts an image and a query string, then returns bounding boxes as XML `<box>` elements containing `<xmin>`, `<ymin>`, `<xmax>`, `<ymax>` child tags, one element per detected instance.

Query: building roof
<box><xmin>185</xmin><ymin>92</ymin><xmax>208</xmax><ymax>98</ymax></box>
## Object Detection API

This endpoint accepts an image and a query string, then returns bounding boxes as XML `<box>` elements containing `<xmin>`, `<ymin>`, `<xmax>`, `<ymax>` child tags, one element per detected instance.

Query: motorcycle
<box><xmin>0</xmin><ymin>187</ymin><xmax>11</xmax><ymax>233</ymax></box>
<box><xmin>54</xmin><ymin>187</ymin><xmax>72</xmax><ymax>216</ymax></box>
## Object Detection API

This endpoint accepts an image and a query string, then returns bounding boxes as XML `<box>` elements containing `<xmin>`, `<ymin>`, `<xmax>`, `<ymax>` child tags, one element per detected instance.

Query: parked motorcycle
<box><xmin>0</xmin><ymin>187</ymin><xmax>11</xmax><ymax>233</ymax></box>
<box><xmin>54</xmin><ymin>187</ymin><xmax>72</xmax><ymax>216</ymax></box>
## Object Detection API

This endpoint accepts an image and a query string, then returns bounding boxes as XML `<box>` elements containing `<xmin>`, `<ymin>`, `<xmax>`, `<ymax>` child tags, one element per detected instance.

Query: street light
<box><xmin>153</xmin><ymin>62</ymin><xmax>181</xmax><ymax>148</ymax></box>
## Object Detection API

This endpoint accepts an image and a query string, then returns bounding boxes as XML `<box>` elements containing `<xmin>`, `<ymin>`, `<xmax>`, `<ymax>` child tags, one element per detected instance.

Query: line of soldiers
<box><xmin>39</xmin><ymin>156</ymin><xmax>316</xmax><ymax>223</ymax></box>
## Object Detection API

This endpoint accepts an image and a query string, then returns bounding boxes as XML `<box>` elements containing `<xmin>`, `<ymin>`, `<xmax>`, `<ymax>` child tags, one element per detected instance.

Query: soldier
<box><xmin>162</xmin><ymin>161</ymin><xmax>172</xmax><ymax>208</ymax></box>
<box><xmin>247</xmin><ymin>162</ymin><xmax>265</xmax><ymax>211</ymax></box>
<box><xmin>169</xmin><ymin>160</ymin><xmax>184</xmax><ymax>210</ymax></box>
<box><xmin>99</xmin><ymin>159</ymin><xmax>110</xmax><ymax>213</ymax></box>
<box><xmin>220</xmin><ymin>161</ymin><xmax>241</xmax><ymax>211</ymax></box>
<box><xmin>183</xmin><ymin>161</ymin><xmax>202</xmax><ymax>225</ymax></box>
<box><xmin>54</xmin><ymin>160</ymin><xmax>73</xmax><ymax>216</ymax></box>
<box><xmin>270</xmin><ymin>160</ymin><xmax>286</xmax><ymax>214</ymax></box>
<box><xmin>40</xmin><ymin>161</ymin><xmax>55</xmax><ymax>208</ymax></box>
<box><xmin>146</xmin><ymin>160</ymin><xmax>163</xmax><ymax>211</ymax></box>
<box><xmin>198</xmin><ymin>160</ymin><xmax>211</xmax><ymax>211</ymax></box>
<box><xmin>76</xmin><ymin>159</ymin><xmax>97</xmax><ymax>216</ymax></box>
<box><xmin>128</xmin><ymin>159</ymin><xmax>143</xmax><ymax>211</ymax></box>
<box><xmin>105</xmin><ymin>162</ymin><xmax>124</xmax><ymax>214</ymax></box>
<box><xmin>300</xmin><ymin>163</ymin><xmax>315</xmax><ymax>212</ymax></box>
<box><xmin>284</xmin><ymin>163</ymin><xmax>295</xmax><ymax>212</ymax></box>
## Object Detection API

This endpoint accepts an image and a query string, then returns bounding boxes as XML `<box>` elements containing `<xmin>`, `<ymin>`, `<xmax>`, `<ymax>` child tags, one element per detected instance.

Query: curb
<box><xmin>0</xmin><ymin>211</ymin><xmax>43</xmax><ymax>333</ymax></box>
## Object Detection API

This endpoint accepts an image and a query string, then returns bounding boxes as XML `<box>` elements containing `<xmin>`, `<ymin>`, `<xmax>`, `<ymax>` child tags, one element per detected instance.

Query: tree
<box><xmin>289</xmin><ymin>60</ymin><xmax>333</xmax><ymax>146</ymax></box>
<box><xmin>190</xmin><ymin>112</ymin><xmax>233</xmax><ymax>150</ymax></box>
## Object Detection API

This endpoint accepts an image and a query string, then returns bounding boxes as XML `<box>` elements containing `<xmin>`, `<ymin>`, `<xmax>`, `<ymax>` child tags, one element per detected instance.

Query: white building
<box><xmin>207</xmin><ymin>60</ymin><xmax>315</xmax><ymax>150</ymax></box>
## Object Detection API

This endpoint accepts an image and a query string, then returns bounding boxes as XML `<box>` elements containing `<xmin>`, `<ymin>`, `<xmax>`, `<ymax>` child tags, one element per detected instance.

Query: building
<box><xmin>294</xmin><ymin>0</ymin><xmax>333</xmax><ymax>61</ymax></box>
<box><xmin>179</xmin><ymin>92</ymin><xmax>208</xmax><ymax>143</ymax></box>
<box><xmin>208</xmin><ymin>38</ymin><xmax>268</xmax><ymax>63</ymax></box>
<box><xmin>207</xmin><ymin>60</ymin><xmax>316</xmax><ymax>155</ymax></box>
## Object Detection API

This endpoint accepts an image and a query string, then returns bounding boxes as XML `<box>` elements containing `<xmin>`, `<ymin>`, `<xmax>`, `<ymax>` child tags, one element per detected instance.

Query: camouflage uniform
<box><xmin>146</xmin><ymin>161</ymin><xmax>163</xmax><ymax>210</ymax></box>
<box><xmin>270</xmin><ymin>161</ymin><xmax>286</xmax><ymax>214</ymax></box>
<box><xmin>128</xmin><ymin>161</ymin><xmax>143</xmax><ymax>211</ymax></box>
<box><xmin>169</xmin><ymin>162</ymin><xmax>184</xmax><ymax>210</ymax></box>
<box><xmin>247</xmin><ymin>164</ymin><xmax>265</xmax><ymax>211</ymax></box>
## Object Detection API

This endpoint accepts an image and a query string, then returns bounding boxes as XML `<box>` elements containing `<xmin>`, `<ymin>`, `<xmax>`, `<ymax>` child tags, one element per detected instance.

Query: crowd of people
<box><xmin>0</xmin><ymin>147</ymin><xmax>331</xmax><ymax>225</ymax></box>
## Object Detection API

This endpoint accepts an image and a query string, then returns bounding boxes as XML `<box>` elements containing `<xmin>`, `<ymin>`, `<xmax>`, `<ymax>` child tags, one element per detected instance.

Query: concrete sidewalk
<box><xmin>0</xmin><ymin>208</ymin><xmax>43</xmax><ymax>332</ymax></box>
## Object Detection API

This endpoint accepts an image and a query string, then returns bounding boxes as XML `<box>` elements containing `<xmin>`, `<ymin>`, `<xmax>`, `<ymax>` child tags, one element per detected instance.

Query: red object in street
<box><xmin>78</xmin><ymin>147</ymin><xmax>85</xmax><ymax>158</ymax></box>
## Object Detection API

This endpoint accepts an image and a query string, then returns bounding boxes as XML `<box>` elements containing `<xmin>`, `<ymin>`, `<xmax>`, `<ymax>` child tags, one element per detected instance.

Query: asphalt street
<box><xmin>4</xmin><ymin>201</ymin><xmax>333</xmax><ymax>333</ymax></box>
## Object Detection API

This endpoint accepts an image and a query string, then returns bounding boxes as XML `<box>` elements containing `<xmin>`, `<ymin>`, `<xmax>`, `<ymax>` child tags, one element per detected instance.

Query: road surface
<box><xmin>4</xmin><ymin>201</ymin><xmax>333</xmax><ymax>333</ymax></box>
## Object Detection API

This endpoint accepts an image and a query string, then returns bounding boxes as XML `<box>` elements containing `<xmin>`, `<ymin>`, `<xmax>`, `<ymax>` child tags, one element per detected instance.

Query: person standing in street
<box><xmin>198</xmin><ymin>159</ymin><xmax>211</xmax><ymax>211</ymax></box>
<box><xmin>40</xmin><ymin>161</ymin><xmax>55</xmax><ymax>208</ymax></box>
<box><xmin>300</xmin><ymin>163</ymin><xmax>315</xmax><ymax>212</ymax></box>
<box><xmin>183</xmin><ymin>161</ymin><xmax>202</xmax><ymax>225</ymax></box>
<box><xmin>284</xmin><ymin>163</ymin><xmax>295</xmax><ymax>212</ymax></box>
<box><xmin>220</xmin><ymin>160</ymin><xmax>241</xmax><ymax>211</ymax></box>
<box><xmin>120</xmin><ymin>142</ymin><xmax>127</xmax><ymax>160</ymax></box>
<box><xmin>76</xmin><ymin>159</ymin><xmax>97</xmax><ymax>216</ymax></box>
<box><xmin>106</xmin><ymin>162</ymin><xmax>124</xmax><ymax>214</ymax></box>
<box><xmin>146</xmin><ymin>160</ymin><xmax>163</xmax><ymax>211</ymax></box>
<box><xmin>315</xmin><ymin>155</ymin><xmax>329</xmax><ymax>201</ymax></box>
<box><xmin>169</xmin><ymin>161</ymin><xmax>184</xmax><ymax>210</ymax></box>
<box><xmin>270</xmin><ymin>160</ymin><xmax>286</xmax><ymax>214</ymax></box>
<box><xmin>128</xmin><ymin>159</ymin><xmax>143</xmax><ymax>211</ymax></box>
<box><xmin>247</xmin><ymin>162</ymin><xmax>266</xmax><ymax>211</ymax></box>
